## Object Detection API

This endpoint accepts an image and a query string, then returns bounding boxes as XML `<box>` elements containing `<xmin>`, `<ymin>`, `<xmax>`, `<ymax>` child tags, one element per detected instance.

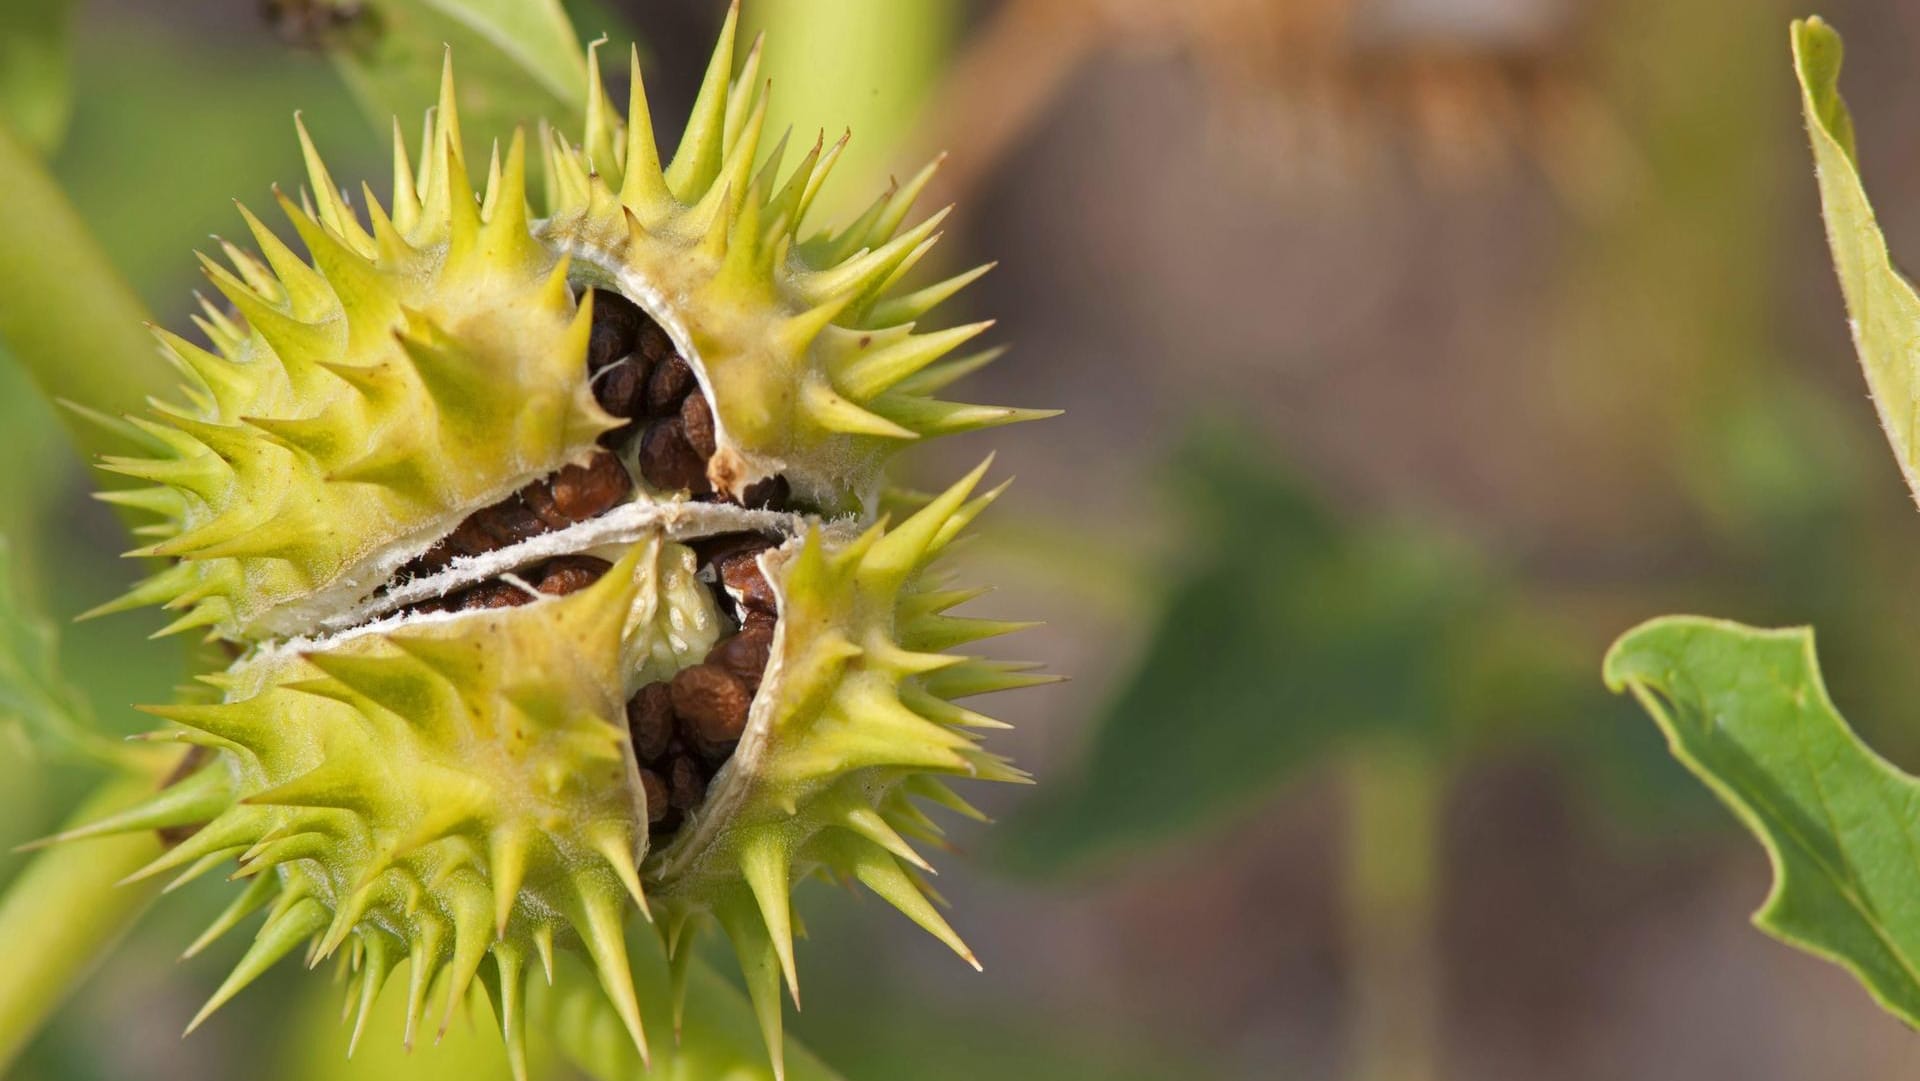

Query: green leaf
<box><xmin>1791</xmin><ymin>17</ymin><xmax>1920</xmax><ymax>500</ymax></box>
<box><xmin>997</xmin><ymin>426</ymin><xmax>1491</xmax><ymax>875</ymax></box>
<box><xmin>1605</xmin><ymin>615</ymin><xmax>1920</xmax><ymax>1026</ymax></box>
<box><xmin>328</xmin><ymin>0</ymin><xmax>590</xmax><ymax>151</ymax></box>
<box><xmin>56</xmin><ymin>26</ymin><xmax>367</xmax><ymax>304</ymax></box>
<box><xmin>0</xmin><ymin>0</ymin><xmax>73</xmax><ymax>154</ymax></box>
<box><xmin>1596</xmin><ymin>16</ymin><xmax>1920</xmax><ymax>1027</ymax></box>
<box><xmin>0</xmin><ymin>537</ymin><xmax>126</xmax><ymax>766</ymax></box>
<box><xmin>0</xmin><ymin>114</ymin><xmax>170</xmax><ymax>458</ymax></box>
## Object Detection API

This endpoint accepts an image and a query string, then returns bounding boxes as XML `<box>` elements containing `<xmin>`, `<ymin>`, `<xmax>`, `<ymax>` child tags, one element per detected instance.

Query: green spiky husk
<box><xmin>68</xmin><ymin>8</ymin><xmax>1053</xmax><ymax>1079</ymax></box>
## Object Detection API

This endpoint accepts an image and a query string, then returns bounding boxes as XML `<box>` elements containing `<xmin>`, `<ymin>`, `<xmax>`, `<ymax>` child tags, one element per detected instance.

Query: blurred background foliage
<box><xmin>7</xmin><ymin>0</ymin><xmax>1920</xmax><ymax>1079</ymax></box>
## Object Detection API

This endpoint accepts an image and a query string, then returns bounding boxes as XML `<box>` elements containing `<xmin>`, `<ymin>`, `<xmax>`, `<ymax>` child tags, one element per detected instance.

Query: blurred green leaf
<box><xmin>0</xmin><ymin>0</ymin><xmax>73</xmax><ymax>154</ymax></box>
<box><xmin>0</xmin><ymin>114</ymin><xmax>169</xmax><ymax>457</ymax></box>
<box><xmin>998</xmin><ymin>426</ymin><xmax>1490</xmax><ymax>875</ymax></box>
<box><xmin>0</xmin><ymin>353</ymin><xmax>68</xmax><ymax>562</ymax></box>
<box><xmin>993</xmin><ymin>420</ymin><xmax>1721</xmax><ymax>874</ymax></box>
<box><xmin>0</xmin><ymin>537</ymin><xmax>125</xmax><ymax>766</ymax></box>
<box><xmin>328</xmin><ymin>0</ymin><xmax>589</xmax><ymax>152</ymax></box>
<box><xmin>1604</xmin><ymin>615</ymin><xmax>1920</xmax><ymax>1026</ymax></box>
<box><xmin>52</xmin><ymin>26</ymin><xmax>365</xmax><ymax>313</ymax></box>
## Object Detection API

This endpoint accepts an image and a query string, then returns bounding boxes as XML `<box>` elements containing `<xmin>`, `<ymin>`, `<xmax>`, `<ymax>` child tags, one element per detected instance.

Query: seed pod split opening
<box><xmin>59</xmin><ymin>9</ymin><xmax>1054</xmax><ymax>1079</ymax></box>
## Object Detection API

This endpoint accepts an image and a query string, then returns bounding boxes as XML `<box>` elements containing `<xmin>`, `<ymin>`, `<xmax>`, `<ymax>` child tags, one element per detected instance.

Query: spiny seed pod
<box><xmin>538</xmin><ymin>21</ymin><xmax>1048</xmax><ymax>515</ymax></box>
<box><xmin>93</xmin><ymin>4</ymin><xmax>1048</xmax><ymax>645</ymax></box>
<box><xmin>57</xmin><ymin>8</ymin><xmax>1053</xmax><ymax>1080</ymax></box>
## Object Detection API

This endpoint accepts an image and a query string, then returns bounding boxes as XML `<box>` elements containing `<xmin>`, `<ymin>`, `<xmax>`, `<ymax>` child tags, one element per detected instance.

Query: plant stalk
<box><xmin>0</xmin><ymin>114</ymin><xmax>170</xmax><ymax>460</ymax></box>
<box><xmin>1343</xmin><ymin>741</ymin><xmax>1443</xmax><ymax>1081</ymax></box>
<box><xmin>0</xmin><ymin>769</ymin><xmax>167</xmax><ymax>1070</ymax></box>
<box><xmin>748</xmin><ymin>0</ymin><xmax>961</xmax><ymax>221</ymax></box>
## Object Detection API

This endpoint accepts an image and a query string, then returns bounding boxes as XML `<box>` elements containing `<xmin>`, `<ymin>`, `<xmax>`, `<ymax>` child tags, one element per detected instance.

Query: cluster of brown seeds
<box><xmin>626</xmin><ymin>532</ymin><xmax>781</xmax><ymax>839</ymax></box>
<box><xmin>585</xmin><ymin>289</ymin><xmax>790</xmax><ymax>510</ymax></box>
<box><xmin>400</xmin><ymin>452</ymin><xmax>633</xmax><ymax>580</ymax></box>
<box><xmin>403</xmin><ymin>554</ymin><xmax>612</xmax><ymax>615</ymax></box>
<box><xmin>390</xmin><ymin>288</ymin><xmax>800</xmax><ymax>597</ymax></box>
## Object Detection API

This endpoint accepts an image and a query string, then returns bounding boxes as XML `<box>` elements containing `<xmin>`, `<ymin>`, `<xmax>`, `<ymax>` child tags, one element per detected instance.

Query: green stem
<box><xmin>0</xmin><ymin>114</ymin><xmax>168</xmax><ymax>460</ymax></box>
<box><xmin>747</xmin><ymin>0</ymin><xmax>960</xmax><ymax>221</ymax></box>
<box><xmin>0</xmin><ymin>769</ymin><xmax>166</xmax><ymax>1070</ymax></box>
<box><xmin>1343</xmin><ymin>742</ymin><xmax>1443</xmax><ymax>1081</ymax></box>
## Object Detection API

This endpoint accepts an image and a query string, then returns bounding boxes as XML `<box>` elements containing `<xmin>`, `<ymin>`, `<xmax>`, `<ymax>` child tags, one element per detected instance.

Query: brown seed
<box><xmin>644</xmin><ymin>355</ymin><xmax>695</xmax><ymax>413</ymax></box>
<box><xmin>523</xmin><ymin>451</ymin><xmax>632</xmax><ymax>528</ymax></box>
<box><xmin>637</xmin><ymin>321</ymin><xmax>675</xmax><ymax>365</ymax></box>
<box><xmin>400</xmin><ymin>540</ymin><xmax>456</xmax><ymax>576</ymax></box>
<box><xmin>668</xmin><ymin>755</ymin><xmax>707</xmax><ymax>810</ymax></box>
<box><xmin>438</xmin><ymin>512</ymin><xmax>501</xmax><ymax>559</ymax></box>
<box><xmin>459</xmin><ymin>579</ymin><xmax>535</xmax><ymax>609</ymax></box>
<box><xmin>627</xmin><ymin>682</ymin><xmax>674</xmax><ymax>761</ymax></box>
<box><xmin>535</xmin><ymin>555</ymin><xmax>611</xmax><ymax>596</ymax></box>
<box><xmin>586</xmin><ymin>290</ymin><xmax>642</xmax><ymax>372</ymax></box>
<box><xmin>474</xmin><ymin>498</ymin><xmax>547</xmax><ymax>550</ymax></box>
<box><xmin>690</xmin><ymin>532</ymin><xmax>773</xmax><ymax>569</ymax></box>
<box><xmin>637</xmin><ymin>418</ymin><xmax>711</xmax><ymax>492</ymax></box>
<box><xmin>593</xmin><ymin>357</ymin><xmax>648</xmax><ymax>420</ymax></box>
<box><xmin>719</xmin><ymin>550</ymin><xmax>778</xmax><ymax>614</ymax></box>
<box><xmin>403</xmin><ymin>455</ymin><xmax>635</xmax><ymax>578</ymax></box>
<box><xmin>669</xmin><ymin>663</ymin><xmax>751</xmax><ymax>744</ymax></box>
<box><xmin>638</xmin><ymin>767</ymin><xmax>669</xmax><ymax>823</ymax></box>
<box><xmin>404</xmin><ymin>595</ymin><xmax>455</xmax><ymax>616</ymax></box>
<box><xmin>739</xmin><ymin>474</ymin><xmax>791</xmax><ymax>511</ymax></box>
<box><xmin>708</xmin><ymin>619</ymin><xmax>774</xmax><ymax>687</ymax></box>
<box><xmin>680</xmin><ymin>392</ymin><xmax>717</xmax><ymax>457</ymax></box>
<box><xmin>587</xmin><ymin>325</ymin><xmax>628</xmax><ymax>373</ymax></box>
<box><xmin>676</xmin><ymin>706</ymin><xmax>737</xmax><ymax>761</ymax></box>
